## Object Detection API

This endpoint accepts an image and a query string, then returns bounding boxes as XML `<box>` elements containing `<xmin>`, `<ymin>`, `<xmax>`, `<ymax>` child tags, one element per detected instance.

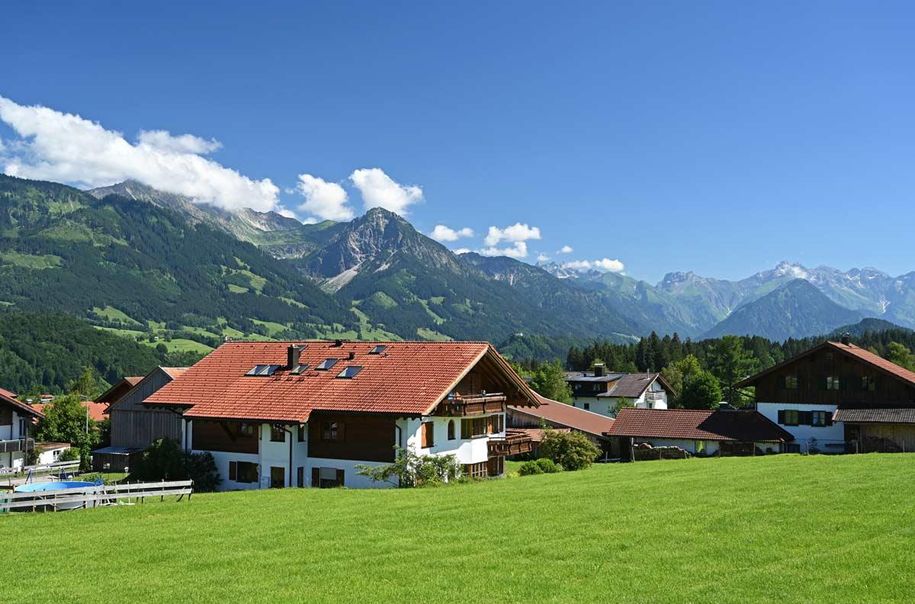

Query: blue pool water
<box><xmin>14</xmin><ymin>481</ymin><xmax>100</xmax><ymax>493</ymax></box>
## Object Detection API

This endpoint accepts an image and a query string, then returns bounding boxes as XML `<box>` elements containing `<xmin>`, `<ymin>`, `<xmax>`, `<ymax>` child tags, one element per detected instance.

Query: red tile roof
<box><xmin>609</xmin><ymin>408</ymin><xmax>794</xmax><ymax>442</ymax></box>
<box><xmin>33</xmin><ymin>400</ymin><xmax>108</xmax><ymax>422</ymax></box>
<box><xmin>737</xmin><ymin>340</ymin><xmax>915</xmax><ymax>388</ymax></box>
<box><xmin>510</xmin><ymin>394</ymin><xmax>615</xmax><ymax>438</ymax></box>
<box><xmin>146</xmin><ymin>341</ymin><xmax>536</xmax><ymax>422</ymax></box>
<box><xmin>0</xmin><ymin>386</ymin><xmax>44</xmax><ymax>419</ymax></box>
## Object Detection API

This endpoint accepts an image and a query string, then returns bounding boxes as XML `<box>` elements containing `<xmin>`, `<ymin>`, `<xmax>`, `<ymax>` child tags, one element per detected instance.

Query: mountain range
<box><xmin>2</xmin><ymin>175</ymin><xmax>915</xmax><ymax>356</ymax></box>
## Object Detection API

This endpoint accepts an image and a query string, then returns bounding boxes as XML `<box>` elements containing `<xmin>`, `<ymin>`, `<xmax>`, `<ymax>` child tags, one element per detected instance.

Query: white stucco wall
<box><xmin>756</xmin><ymin>402</ymin><xmax>845</xmax><ymax>452</ymax></box>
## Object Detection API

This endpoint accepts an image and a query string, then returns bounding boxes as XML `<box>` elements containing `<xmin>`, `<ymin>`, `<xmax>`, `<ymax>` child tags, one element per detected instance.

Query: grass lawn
<box><xmin>2</xmin><ymin>455</ymin><xmax>913</xmax><ymax>603</ymax></box>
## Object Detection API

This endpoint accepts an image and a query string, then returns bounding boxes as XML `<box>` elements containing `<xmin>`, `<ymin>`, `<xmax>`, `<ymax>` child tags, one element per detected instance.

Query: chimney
<box><xmin>333</xmin><ymin>339</ymin><xmax>344</xmax><ymax>348</ymax></box>
<box><xmin>841</xmin><ymin>333</ymin><xmax>851</xmax><ymax>346</ymax></box>
<box><xmin>287</xmin><ymin>345</ymin><xmax>302</xmax><ymax>369</ymax></box>
<box><xmin>347</xmin><ymin>351</ymin><xmax>356</xmax><ymax>361</ymax></box>
<box><xmin>593</xmin><ymin>362</ymin><xmax>605</xmax><ymax>377</ymax></box>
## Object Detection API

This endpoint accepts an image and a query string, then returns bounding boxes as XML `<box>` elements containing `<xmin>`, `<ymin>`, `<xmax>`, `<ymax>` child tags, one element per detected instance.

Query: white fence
<box><xmin>0</xmin><ymin>480</ymin><xmax>193</xmax><ymax>513</ymax></box>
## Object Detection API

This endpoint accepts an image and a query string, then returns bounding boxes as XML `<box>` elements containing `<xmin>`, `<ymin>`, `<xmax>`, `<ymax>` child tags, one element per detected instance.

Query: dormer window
<box><xmin>246</xmin><ymin>364</ymin><xmax>280</xmax><ymax>376</ymax></box>
<box><xmin>336</xmin><ymin>366</ymin><xmax>363</xmax><ymax>379</ymax></box>
<box><xmin>316</xmin><ymin>358</ymin><xmax>338</xmax><ymax>371</ymax></box>
<box><xmin>369</xmin><ymin>345</ymin><xmax>388</xmax><ymax>355</ymax></box>
<box><xmin>290</xmin><ymin>364</ymin><xmax>310</xmax><ymax>375</ymax></box>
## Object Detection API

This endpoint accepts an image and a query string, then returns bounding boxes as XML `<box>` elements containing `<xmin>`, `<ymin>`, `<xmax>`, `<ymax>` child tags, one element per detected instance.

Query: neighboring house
<box><xmin>0</xmin><ymin>387</ymin><xmax>43</xmax><ymax>472</ymax></box>
<box><xmin>144</xmin><ymin>341</ymin><xmax>538</xmax><ymax>490</ymax></box>
<box><xmin>33</xmin><ymin>400</ymin><xmax>109</xmax><ymax>423</ymax></box>
<box><xmin>565</xmin><ymin>364</ymin><xmax>674</xmax><ymax>416</ymax></box>
<box><xmin>609</xmin><ymin>407</ymin><xmax>793</xmax><ymax>459</ymax></box>
<box><xmin>737</xmin><ymin>338</ymin><xmax>915</xmax><ymax>454</ymax></box>
<box><xmin>508</xmin><ymin>393</ymin><xmax>618</xmax><ymax>457</ymax></box>
<box><xmin>35</xmin><ymin>442</ymin><xmax>71</xmax><ymax>466</ymax></box>
<box><xmin>92</xmin><ymin>367</ymin><xmax>187</xmax><ymax>471</ymax></box>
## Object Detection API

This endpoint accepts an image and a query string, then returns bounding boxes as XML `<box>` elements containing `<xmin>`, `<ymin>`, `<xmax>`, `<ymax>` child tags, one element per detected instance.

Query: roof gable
<box><xmin>737</xmin><ymin>341</ymin><xmax>915</xmax><ymax>389</ymax></box>
<box><xmin>0</xmin><ymin>387</ymin><xmax>44</xmax><ymax>419</ymax></box>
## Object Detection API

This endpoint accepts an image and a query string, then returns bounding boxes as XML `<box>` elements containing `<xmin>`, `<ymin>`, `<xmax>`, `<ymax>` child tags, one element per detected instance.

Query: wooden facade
<box><xmin>308</xmin><ymin>412</ymin><xmax>397</xmax><ymax>462</ymax></box>
<box><xmin>192</xmin><ymin>420</ymin><xmax>259</xmax><ymax>454</ymax></box>
<box><xmin>109</xmin><ymin>368</ymin><xmax>183</xmax><ymax>449</ymax></box>
<box><xmin>750</xmin><ymin>347</ymin><xmax>915</xmax><ymax>406</ymax></box>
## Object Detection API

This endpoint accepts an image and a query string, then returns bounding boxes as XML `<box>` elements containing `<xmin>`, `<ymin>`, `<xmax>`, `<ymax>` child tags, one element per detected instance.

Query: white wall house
<box><xmin>567</xmin><ymin>368</ymin><xmax>671</xmax><ymax>417</ymax></box>
<box><xmin>146</xmin><ymin>340</ymin><xmax>538</xmax><ymax>491</ymax></box>
<box><xmin>0</xmin><ymin>388</ymin><xmax>42</xmax><ymax>472</ymax></box>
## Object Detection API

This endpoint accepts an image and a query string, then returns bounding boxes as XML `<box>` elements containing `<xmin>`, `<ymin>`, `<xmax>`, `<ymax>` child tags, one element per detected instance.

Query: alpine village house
<box><xmin>143</xmin><ymin>340</ymin><xmax>538</xmax><ymax>490</ymax></box>
<box><xmin>738</xmin><ymin>337</ymin><xmax>915</xmax><ymax>453</ymax></box>
<box><xmin>0</xmin><ymin>387</ymin><xmax>43</xmax><ymax>472</ymax></box>
<box><xmin>566</xmin><ymin>364</ymin><xmax>675</xmax><ymax>416</ymax></box>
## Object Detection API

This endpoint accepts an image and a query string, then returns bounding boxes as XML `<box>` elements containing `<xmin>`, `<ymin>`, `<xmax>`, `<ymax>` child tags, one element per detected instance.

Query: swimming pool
<box><xmin>13</xmin><ymin>481</ymin><xmax>102</xmax><ymax>510</ymax></box>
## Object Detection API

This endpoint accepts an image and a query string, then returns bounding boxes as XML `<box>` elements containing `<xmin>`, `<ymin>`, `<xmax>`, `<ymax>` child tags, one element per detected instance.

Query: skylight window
<box><xmin>315</xmin><ymin>358</ymin><xmax>338</xmax><ymax>371</ymax></box>
<box><xmin>245</xmin><ymin>364</ymin><xmax>280</xmax><ymax>377</ymax></box>
<box><xmin>290</xmin><ymin>364</ymin><xmax>310</xmax><ymax>375</ymax></box>
<box><xmin>369</xmin><ymin>345</ymin><xmax>388</xmax><ymax>355</ymax></box>
<box><xmin>337</xmin><ymin>366</ymin><xmax>363</xmax><ymax>379</ymax></box>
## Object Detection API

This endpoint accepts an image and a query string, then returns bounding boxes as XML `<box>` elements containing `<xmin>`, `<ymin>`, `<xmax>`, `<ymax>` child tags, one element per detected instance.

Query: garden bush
<box><xmin>535</xmin><ymin>458</ymin><xmax>561</xmax><ymax>473</ymax></box>
<box><xmin>518</xmin><ymin>460</ymin><xmax>544</xmax><ymax>476</ymax></box>
<box><xmin>539</xmin><ymin>430</ymin><xmax>600</xmax><ymax>471</ymax></box>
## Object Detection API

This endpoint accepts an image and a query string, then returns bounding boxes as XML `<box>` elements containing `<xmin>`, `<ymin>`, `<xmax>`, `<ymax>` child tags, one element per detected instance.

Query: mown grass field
<box><xmin>2</xmin><ymin>455</ymin><xmax>913</xmax><ymax>603</ymax></box>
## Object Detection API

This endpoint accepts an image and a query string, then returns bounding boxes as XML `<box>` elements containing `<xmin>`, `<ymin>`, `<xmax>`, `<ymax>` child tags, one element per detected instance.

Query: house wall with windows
<box><xmin>756</xmin><ymin>402</ymin><xmax>845</xmax><ymax>451</ymax></box>
<box><xmin>0</xmin><ymin>401</ymin><xmax>35</xmax><ymax>471</ymax></box>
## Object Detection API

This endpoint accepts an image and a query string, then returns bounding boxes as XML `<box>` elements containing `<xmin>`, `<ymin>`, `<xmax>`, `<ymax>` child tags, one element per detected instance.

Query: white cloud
<box><xmin>480</xmin><ymin>241</ymin><xmax>529</xmax><ymax>259</ymax></box>
<box><xmin>558</xmin><ymin>245</ymin><xmax>573</xmax><ymax>254</ymax></box>
<box><xmin>561</xmin><ymin>258</ymin><xmax>625</xmax><ymax>273</ymax></box>
<box><xmin>453</xmin><ymin>248</ymin><xmax>471</xmax><ymax>255</ymax></box>
<box><xmin>350</xmin><ymin>168</ymin><xmax>423</xmax><ymax>215</ymax></box>
<box><xmin>276</xmin><ymin>208</ymin><xmax>297</xmax><ymax>219</ymax></box>
<box><xmin>537</xmin><ymin>253</ymin><xmax>550</xmax><ymax>262</ymax></box>
<box><xmin>136</xmin><ymin>129</ymin><xmax>221</xmax><ymax>154</ymax></box>
<box><xmin>430</xmin><ymin>224</ymin><xmax>474</xmax><ymax>242</ymax></box>
<box><xmin>296</xmin><ymin>173</ymin><xmax>353</xmax><ymax>221</ymax></box>
<box><xmin>0</xmin><ymin>96</ymin><xmax>279</xmax><ymax>211</ymax></box>
<box><xmin>483</xmin><ymin>223</ymin><xmax>541</xmax><ymax>247</ymax></box>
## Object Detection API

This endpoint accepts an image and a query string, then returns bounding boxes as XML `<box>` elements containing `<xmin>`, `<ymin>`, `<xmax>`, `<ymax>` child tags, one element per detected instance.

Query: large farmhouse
<box><xmin>737</xmin><ymin>338</ymin><xmax>915</xmax><ymax>453</ymax></box>
<box><xmin>144</xmin><ymin>340</ymin><xmax>538</xmax><ymax>489</ymax></box>
<box><xmin>565</xmin><ymin>364</ymin><xmax>675</xmax><ymax>416</ymax></box>
<box><xmin>0</xmin><ymin>387</ymin><xmax>43</xmax><ymax>472</ymax></box>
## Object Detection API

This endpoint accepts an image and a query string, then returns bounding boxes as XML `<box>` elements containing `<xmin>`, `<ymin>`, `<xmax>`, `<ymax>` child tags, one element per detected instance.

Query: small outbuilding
<box><xmin>608</xmin><ymin>407</ymin><xmax>793</xmax><ymax>460</ymax></box>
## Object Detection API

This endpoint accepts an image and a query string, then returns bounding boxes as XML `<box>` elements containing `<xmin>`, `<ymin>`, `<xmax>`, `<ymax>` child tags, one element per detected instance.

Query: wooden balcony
<box><xmin>488</xmin><ymin>430</ymin><xmax>534</xmax><ymax>457</ymax></box>
<box><xmin>435</xmin><ymin>392</ymin><xmax>507</xmax><ymax>417</ymax></box>
<box><xmin>0</xmin><ymin>438</ymin><xmax>33</xmax><ymax>454</ymax></box>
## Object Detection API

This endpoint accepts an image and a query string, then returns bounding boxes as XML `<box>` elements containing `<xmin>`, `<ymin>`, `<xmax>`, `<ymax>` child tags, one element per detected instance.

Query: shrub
<box><xmin>535</xmin><ymin>458</ymin><xmax>561</xmax><ymax>473</ymax></box>
<box><xmin>518</xmin><ymin>461</ymin><xmax>543</xmax><ymax>476</ymax></box>
<box><xmin>59</xmin><ymin>447</ymin><xmax>81</xmax><ymax>462</ymax></box>
<box><xmin>357</xmin><ymin>448</ymin><xmax>461</xmax><ymax>488</ymax></box>
<box><xmin>129</xmin><ymin>438</ymin><xmax>221</xmax><ymax>492</ymax></box>
<box><xmin>539</xmin><ymin>430</ymin><xmax>600</xmax><ymax>471</ymax></box>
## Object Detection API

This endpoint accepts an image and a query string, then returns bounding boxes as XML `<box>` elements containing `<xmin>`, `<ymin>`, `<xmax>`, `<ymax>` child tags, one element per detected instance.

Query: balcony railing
<box><xmin>0</xmin><ymin>438</ymin><xmax>34</xmax><ymax>454</ymax></box>
<box><xmin>488</xmin><ymin>430</ymin><xmax>534</xmax><ymax>457</ymax></box>
<box><xmin>436</xmin><ymin>392</ymin><xmax>507</xmax><ymax>417</ymax></box>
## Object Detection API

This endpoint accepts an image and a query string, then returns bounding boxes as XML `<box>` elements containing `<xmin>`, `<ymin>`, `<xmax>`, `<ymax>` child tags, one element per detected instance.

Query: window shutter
<box><xmin>800</xmin><ymin>411</ymin><xmax>813</xmax><ymax>426</ymax></box>
<box><xmin>311</xmin><ymin>468</ymin><xmax>320</xmax><ymax>488</ymax></box>
<box><xmin>337</xmin><ymin>422</ymin><xmax>345</xmax><ymax>442</ymax></box>
<box><xmin>778</xmin><ymin>410</ymin><xmax>785</xmax><ymax>424</ymax></box>
<box><xmin>335</xmin><ymin>469</ymin><xmax>345</xmax><ymax>486</ymax></box>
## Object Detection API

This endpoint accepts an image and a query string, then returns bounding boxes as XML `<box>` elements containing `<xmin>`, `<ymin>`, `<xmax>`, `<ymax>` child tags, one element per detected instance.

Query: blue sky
<box><xmin>2</xmin><ymin>1</ymin><xmax>914</xmax><ymax>282</ymax></box>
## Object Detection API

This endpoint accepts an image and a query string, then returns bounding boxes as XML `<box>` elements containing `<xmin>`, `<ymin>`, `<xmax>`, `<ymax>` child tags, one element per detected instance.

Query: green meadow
<box><xmin>2</xmin><ymin>455</ymin><xmax>913</xmax><ymax>603</ymax></box>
